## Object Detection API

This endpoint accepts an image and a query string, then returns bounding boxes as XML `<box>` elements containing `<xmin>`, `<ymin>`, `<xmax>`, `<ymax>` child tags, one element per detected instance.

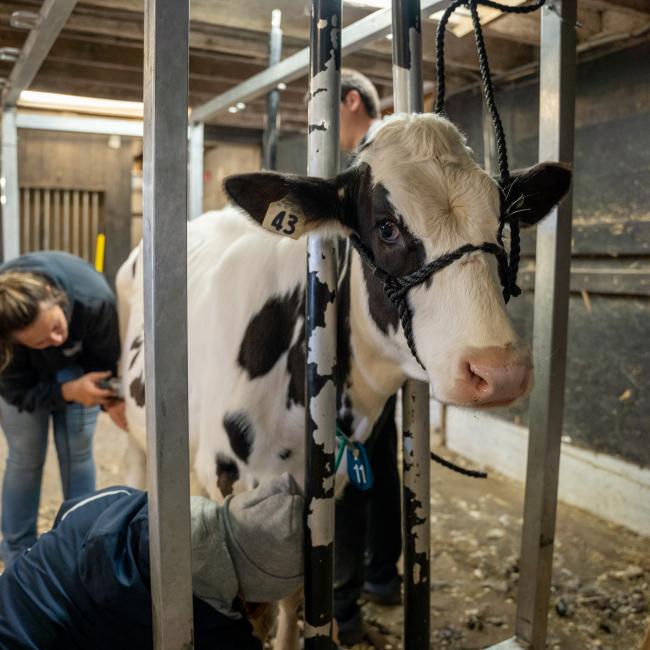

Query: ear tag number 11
<box><xmin>347</xmin><ymin>442</ymin><xmax>373</xmax><ymax>491</ymax></box>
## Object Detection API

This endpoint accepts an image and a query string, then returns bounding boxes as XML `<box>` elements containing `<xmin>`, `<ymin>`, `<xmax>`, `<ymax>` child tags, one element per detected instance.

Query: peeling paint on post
<box><xmin>392</xmin><ymin>1</ymin><xmax>431</xmax><ymax>648</ymax></box>
<box><xmin>304</xmin><ymin>1</ymin><xmax>340</xmax><ymax>648</ymax></box>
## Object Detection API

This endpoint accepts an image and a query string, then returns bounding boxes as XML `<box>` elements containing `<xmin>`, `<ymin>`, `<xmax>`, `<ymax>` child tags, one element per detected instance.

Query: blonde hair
<box><xmin>0</xmin><ymin>271</ymin><xmax>67</xmax><ymax>371</ymax></box>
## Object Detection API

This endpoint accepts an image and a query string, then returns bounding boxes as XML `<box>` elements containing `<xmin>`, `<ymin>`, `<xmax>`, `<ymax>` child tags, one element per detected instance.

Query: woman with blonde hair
<box><xmin>0</xmin><ymin>251</ymin><xmax>123</xmax><ymax>568</ymax></box>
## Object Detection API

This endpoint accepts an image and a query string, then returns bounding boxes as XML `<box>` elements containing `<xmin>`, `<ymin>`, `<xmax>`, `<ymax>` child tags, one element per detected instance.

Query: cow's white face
<box><xmin>225</xmin><ymin>113</ymin><xmax>571</xmax><ymax>409</ymax></box>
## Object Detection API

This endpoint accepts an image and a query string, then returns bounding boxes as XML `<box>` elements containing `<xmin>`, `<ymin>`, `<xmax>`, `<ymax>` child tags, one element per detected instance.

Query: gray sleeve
<box><xmin>190</xmin><ymin>496</ymin><xmax>241</xmax><ymax>618</ymax></box>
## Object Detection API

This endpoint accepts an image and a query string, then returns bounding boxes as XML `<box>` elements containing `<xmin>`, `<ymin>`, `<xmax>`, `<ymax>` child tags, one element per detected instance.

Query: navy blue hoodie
<box><xmin>0</xmin><ymin>487</ymin><xmax>261</xmax><ymax>650</ymax></box>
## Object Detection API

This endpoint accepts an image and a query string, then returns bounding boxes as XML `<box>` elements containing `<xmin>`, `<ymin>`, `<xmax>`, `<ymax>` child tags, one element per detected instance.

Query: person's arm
<box><xmin>0</xmin><ymin>348</ymin><xmax>66</xmax><ymax>413</ymax></box>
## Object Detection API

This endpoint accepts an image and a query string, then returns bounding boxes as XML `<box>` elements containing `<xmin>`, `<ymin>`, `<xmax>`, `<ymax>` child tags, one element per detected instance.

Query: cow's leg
<box><xmin>124</xmin><ymin>435</ymin><xmax>147</xmax><ymax>489</ymax></box>
<box><xmin>273</xmin><ymin>587</ymin><xmax>303</xmax><ymax>650</ymax></box>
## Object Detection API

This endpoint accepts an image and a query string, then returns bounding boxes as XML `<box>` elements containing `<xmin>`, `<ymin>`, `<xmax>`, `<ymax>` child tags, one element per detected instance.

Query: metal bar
<box><xmin>81</xmin><ymin>191</ymin><xmax>89</xmax><ymax>260</ymax></box>
<box><xmin>143</xmin><ymin>0</ymin><xmax>193</xmax><ymax>648</ymax></box>
<box><xmin>262</xmin><ymin>9</ymin><xmax>283</xmax><ymax>171</ymax></box>
<box><xmin>392</xmin><ymin>2</ymin><xmax>430</xmax><ymax>648</ymax></box>
<box><xmin>72</xmin><ymin>190</ymin><xmax>79</xmax><ymax>255</ymax></box>
<box><xmin>22</xmin><ymin>187</ymin><xmax>30</xmax><ymax>253</ymax></box>
<box><xmin>515</xmin><ymin>2</ymin><xmax>577</xmax><ymax>648</ymax></box>
<box><xmin>401</xmin><ymin>381</ymin><xmax>431</xmax><ymax>648</ymax></box>
<box><xmin>33</xmin><ymin>188</ymin><xmax>41</xmax><ymax>251</ymax></box>
<box><xmin>188</xmin><ymin>122</ymin><xmax>204</xmax><ymax>220</ymax></box>
<box><xmin>1</xmin><ymin>108</ymin><xmax>20</xmax><ymax>261</ymax></box>
<box><xmin>43</xmin><ymin>188</ymin><xmax>50</xmax><ymax>250</ymax></box>
<box><xmin>482</xmin><ymin>101</ymin><xmax>497</xmax><ymax>176</ymax></box>
<box><xmin>53</xmin><ymin>189</ymin><xmax>61</xmax><ymax>250</ymax></box>
<box><xmin>304</xmin><ymin>1</ymin><xmax>340</xmax><ymax>648</ymax></box>
<box><xmin>16</xmin><ymin>112</ymin><xmax>144</xmax><ymax>137</ymax></box>
<box><xmin>190</xmin><ymin>0</ymin><xmax>447</xmax><ymax>123</ymax></box>
<box><xmin>2</xmin><ymin>0</ymin><xmax>79</xmax><ymax>107</ymax></box>
<box><xmin>91</xmin><ymin>191</ymin><xmax>99</xmax><ymax>247</ymax></box>
<box><xmin>62</xmin><ymin>189</ymin><xmax>70</xmax><ymax>252</ymax></box>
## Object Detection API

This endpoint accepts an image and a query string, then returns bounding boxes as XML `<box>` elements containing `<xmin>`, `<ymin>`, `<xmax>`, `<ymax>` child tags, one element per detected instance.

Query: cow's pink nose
<box><xmin>462</xmin><ymin>347</ymin><xmax>532</xmax><ymax>406</ymax></box>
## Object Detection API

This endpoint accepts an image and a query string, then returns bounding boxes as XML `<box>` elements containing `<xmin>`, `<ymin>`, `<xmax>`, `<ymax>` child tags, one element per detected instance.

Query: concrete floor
<box><xmin>0</xmin><ymin>414</ymin><xmax>648</xmax><ymax>649</ymax></box>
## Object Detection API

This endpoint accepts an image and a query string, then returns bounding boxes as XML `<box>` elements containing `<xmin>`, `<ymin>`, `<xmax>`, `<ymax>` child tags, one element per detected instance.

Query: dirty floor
<box><xmin>0</xmin><ymin>415</ymin><xmax>648</xmax><ymax>649</ymax></box>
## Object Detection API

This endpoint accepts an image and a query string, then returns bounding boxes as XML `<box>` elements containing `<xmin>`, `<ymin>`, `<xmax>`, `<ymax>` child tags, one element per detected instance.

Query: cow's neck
<box><xmin>345</xmin><ymin>253</ymin><xmax>407</xmax><ymax>438</ymax></box>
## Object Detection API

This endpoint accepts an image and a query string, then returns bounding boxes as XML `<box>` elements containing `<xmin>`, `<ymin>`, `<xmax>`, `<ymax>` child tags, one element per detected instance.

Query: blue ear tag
<box><xmin>347</xmin><ymin>442</ymin><xmax>373</xmax><ymax>491</ymax></box>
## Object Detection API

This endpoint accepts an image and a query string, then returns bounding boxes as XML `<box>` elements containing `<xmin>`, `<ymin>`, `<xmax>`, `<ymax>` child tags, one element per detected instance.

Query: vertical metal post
<box><xmin>1</xmin><ymin>108</ymin><xmax>20</xmax><ymax>262</ymax></box>
<box><xmin>188</xmin><ymin>122</ymin><xmax>204</xmax><ymax>220</ymax></box>
<box><xmin>392</xmin><ymin>5</ymin><xmax>430</xmax><ymax>647</ymax></box>
<box><xmin>143</xmin><ymin>0</ymin><xmax>193</xmax><ymax>648</ymax></box>
<box><xmin>304</xmin><ymin>1</ymin><xmax>340</xmax><ymax>648</ymax></box>
<box><xmin>262</xmin><ymin>9</ymin><xmax>283</xmax><ymax>171</ymax></box>
<box><xmin>482</xmin><ymin>101</ymin><xmax>497</xmax><ymax>177</ymax></box>
<box><xmin>515</xmin><ymin>2</ymin><xmax>576</xmax><ymax>648</ymax></box>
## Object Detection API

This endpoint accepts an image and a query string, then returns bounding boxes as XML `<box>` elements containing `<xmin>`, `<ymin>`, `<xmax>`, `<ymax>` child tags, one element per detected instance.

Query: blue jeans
<box><xmin>0</xmin><ymin>381</ymin><xmax>99</xmax><ymax>568</ymax></box>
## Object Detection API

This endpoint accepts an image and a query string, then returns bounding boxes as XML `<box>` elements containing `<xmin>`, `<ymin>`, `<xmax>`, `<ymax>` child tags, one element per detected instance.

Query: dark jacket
<box><xmin>0</xmin><ymin>487</ymin><xmax>261</xmax><ymax>650</ymax></box>
<box><xmin>0</xmin><ymin>251</ymin><xmax>120</xmax><ymax>412</ymax></box>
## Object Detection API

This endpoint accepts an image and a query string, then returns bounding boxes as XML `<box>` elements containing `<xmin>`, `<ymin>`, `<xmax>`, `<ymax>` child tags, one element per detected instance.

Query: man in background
<box><xmin>335</xmin><ymin>69</ymin><xmax>403</xmax><ymax>647</ymax></box>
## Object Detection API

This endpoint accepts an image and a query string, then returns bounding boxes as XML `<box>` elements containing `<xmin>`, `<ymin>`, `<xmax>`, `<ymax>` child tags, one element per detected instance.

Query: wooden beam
<box><xmin>581</xmin><ymin>0</ymin><xmax>650</xmax><ymax>16</ymax></box>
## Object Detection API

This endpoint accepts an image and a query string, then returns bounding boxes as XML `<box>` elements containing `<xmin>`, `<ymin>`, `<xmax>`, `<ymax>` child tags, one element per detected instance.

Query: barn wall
<box><xmin>17</xmin><ymin>128</ymin><xmax>135</xmax><ymax>288</ymax></box>
<box><xmin>203</xmin><ymin>141</ymin><xmax>261</xmax><ymax>211</ymax></box>
<box><xmin>445</xmin><ymin>42</ymin><xmax>650</xmax><ymax>467</ymax></box>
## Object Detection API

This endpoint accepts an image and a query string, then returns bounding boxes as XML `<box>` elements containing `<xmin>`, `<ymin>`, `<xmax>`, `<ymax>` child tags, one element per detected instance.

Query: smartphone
<box><xmin>97</xmin><ymin>377</ymin><xmax>124</xmax><ymax>400</ymax></box>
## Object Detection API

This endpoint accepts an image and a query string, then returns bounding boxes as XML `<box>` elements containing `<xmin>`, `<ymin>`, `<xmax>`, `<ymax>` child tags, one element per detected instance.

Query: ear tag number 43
<box><xmin>347</xmin><ymin>442</ymin><xmax>373</xmax><ymax>491</ymax></box>
<box><xmin>271</xmin><ymin>210</ymin><xmax>298</xmax><ymax>236</ymax></box>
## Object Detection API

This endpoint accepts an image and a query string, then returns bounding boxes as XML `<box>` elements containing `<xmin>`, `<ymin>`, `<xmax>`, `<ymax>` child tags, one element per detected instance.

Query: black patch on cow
<box><xmin>223</xmin><ymin>411</ymin><xmax>254</xmax><ymax>463</ymax></box>
<box><xmin>131</xmin><ymin>257</ymin><xmax>138</xmax><ymax>278</ymax></box>
<box><xmin>278</xmin><ymin>448</ymin><xmax>292</xmax><ymax>461</ymax></box>
<box><xmin>129</xmin><ymin>374</ymin><xmax>145</xmax><ymax>407</ymax></box>
<box><xmin>286</xmin><ymin>323</ymin><xmax>306</xmax><ymax>408</ymax></box>
<box><xmin>342</xmin><ymin>168</ymin><xmax>426</xmax><ymax>334</ymax></box>
<box><xmin>129</xmin><ymin>334</ymin><xmax>143</xmax><ymax>370</ymax></box>
<box><xmin>238</xmin><ymin>287</ymin><xmax>302</xmax><ymax>379</ymax></box>
<box><xmin>216</xmin><ymin>453</ymin><xmax>239</xmax><ymax>497</ymax></box>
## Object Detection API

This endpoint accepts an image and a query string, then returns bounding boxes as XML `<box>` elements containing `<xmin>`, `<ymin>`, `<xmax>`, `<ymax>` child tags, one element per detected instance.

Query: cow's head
<box><xmin>225</xmin><ymin>113</ymin><xmax>571</xmax><ymax>408</ymax></box>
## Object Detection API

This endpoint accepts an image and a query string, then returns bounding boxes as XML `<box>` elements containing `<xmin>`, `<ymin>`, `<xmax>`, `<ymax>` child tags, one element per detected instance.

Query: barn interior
<box><xmin>0</xmin><ymin>1</ymin><xmax>649</xmax><ymax>649</ymax></box>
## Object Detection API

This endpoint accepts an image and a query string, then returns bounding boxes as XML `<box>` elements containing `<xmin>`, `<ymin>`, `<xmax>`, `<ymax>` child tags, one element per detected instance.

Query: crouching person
<box><xmin>0</xmin><ymin>474</ymin><xmax>303</xmax><ymax>650</ymax></box>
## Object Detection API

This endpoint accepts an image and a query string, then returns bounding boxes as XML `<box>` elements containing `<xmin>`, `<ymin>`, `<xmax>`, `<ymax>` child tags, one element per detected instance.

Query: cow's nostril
<box><xmin>467</xmin><ymin>363</ymin><xmax>489</xmax><ymax>392</ymax></box>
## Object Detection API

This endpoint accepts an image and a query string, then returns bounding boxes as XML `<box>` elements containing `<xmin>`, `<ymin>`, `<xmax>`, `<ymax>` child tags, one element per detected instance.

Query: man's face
<box><xmin>339</xmin><ymin>89</ymin><xmax>363</xmax><ymax>152</ymax></box>
<box><xmin>14</xmin><ymin>302</ymin><xmax>69</xmax><ymax>349</ymax></box>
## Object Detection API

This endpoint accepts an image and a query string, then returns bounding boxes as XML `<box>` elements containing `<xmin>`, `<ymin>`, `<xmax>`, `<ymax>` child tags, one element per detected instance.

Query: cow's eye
<box><xmin>378</xmin><ymin>219</ymin><xmax>400</xmax><ymax>243</ymax></box>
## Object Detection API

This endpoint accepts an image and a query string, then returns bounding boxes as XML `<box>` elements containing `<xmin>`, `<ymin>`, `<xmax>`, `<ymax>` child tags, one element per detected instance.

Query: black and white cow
<box><xmin>117</xmin><ymin>113</ymin><xmax>570</xmax><ymax>500</ymax></box>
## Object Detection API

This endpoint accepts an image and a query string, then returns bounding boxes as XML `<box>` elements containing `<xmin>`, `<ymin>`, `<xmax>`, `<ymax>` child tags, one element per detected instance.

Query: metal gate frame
<box><xmin>0</xmin><ymin>0</ymin><xmax>576</xmax><ymax>648</ymax></box>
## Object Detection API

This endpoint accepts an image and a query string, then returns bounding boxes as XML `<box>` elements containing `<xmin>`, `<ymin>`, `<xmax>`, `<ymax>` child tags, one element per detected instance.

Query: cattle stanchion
<box><xmin>0</xmin><ymin>107</ymin><xmax>20</xmax><ymax>262</ymax></box>
<box><xmin>391</xmin><ymin>1</ymin><xmax>431</xmax><ymax>648</ymax></box>
<box><xmin>262</xmin><ymin>9</ymin><xmax>283</xmax><ymax>171</ymax></box>
<box><xmin>142</xmin><ymin>0</ymin><xmax>194</xmax><ymax>647</ymax></box>
<box><xmin>304</xmin><ymin>1</ymin><xmax>341</xmax><ymax>649</ymax></box>
<box><xmin>515</xmin><ymin>0</ymin><xmax>576</xmax><ymax>647</ymax></box>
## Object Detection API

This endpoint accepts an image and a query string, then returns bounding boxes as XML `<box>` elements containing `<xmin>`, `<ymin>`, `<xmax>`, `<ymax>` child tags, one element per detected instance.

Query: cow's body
<box><xmin>117</xmin><ymin>113</ymin><xmax>571</xmax><ymax>504</ymax></box>
<box><xmin>118</xmin><ymin>206</ymin><xmax>402</xmax><ymax>497</ymax></box>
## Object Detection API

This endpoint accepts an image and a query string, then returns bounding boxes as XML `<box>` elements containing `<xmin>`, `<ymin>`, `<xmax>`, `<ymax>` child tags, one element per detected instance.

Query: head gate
<box><xmin>349</xmin><ymin>0</ymin><xmax>547</xmax><ymax>369</ymax></box>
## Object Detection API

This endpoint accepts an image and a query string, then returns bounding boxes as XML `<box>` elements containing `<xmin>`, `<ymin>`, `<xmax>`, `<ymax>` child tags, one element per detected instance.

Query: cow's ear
<box><xmin>505</xmin><ymin>162</ymin><xmax>572</xmax><ymax>228</ymax></box>
<box><xmin>224</xmin><ymin>172</ymin><xmax>346</xmax><ymax>239</ymax></box>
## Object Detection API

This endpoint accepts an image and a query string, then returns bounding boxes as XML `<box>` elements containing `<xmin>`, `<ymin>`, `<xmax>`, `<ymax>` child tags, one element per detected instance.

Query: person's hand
<box><xmin>61</xmin><ymin>371</ymin><xmax>114</xmax><ymax>407</ymax></box>
<box><xmin>105</xmin><ymin>399</ymin><xmax>128</xmax><ymax>432</ymax></box>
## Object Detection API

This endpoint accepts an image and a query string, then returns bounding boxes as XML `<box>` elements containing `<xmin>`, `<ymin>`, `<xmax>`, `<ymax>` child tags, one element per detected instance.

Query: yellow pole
<box><xmin>95</xmin><ymin>233</ymin><xmax>106</xmax><ymax>272</ymax></box>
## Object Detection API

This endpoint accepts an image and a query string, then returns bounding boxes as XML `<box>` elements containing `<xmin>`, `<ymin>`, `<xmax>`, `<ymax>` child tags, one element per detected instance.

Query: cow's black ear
<box><xmin>224</xmin><ymin>172</ymin><xmax>345</xmax><ymax>239</ymax></box>
<box><xmin>505</xmin><ymin>162</ymin><xmax>572</xmax><ymax>227</ymax></box>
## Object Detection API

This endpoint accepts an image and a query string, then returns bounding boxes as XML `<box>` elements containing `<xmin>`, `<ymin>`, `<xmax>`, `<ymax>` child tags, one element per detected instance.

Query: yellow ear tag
<box><xmin>262</xmin><ymin>199</ymin><xmax>307</xmax><ymax>240</ymax></box>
